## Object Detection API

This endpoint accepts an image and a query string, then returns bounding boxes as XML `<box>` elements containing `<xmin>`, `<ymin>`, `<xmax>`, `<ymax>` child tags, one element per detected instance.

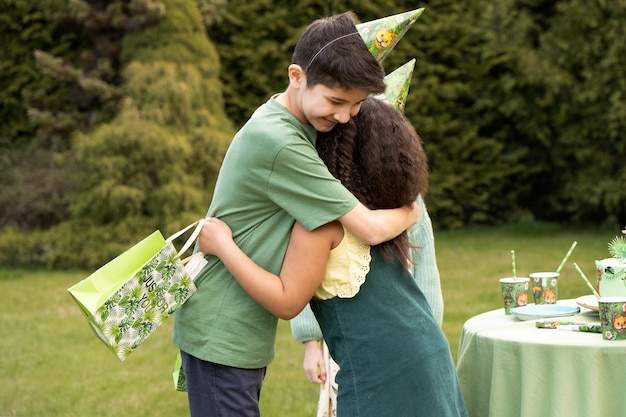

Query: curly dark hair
<box><xmin>317</xmin><ymin>97</ymin><xmax>428</xmax><ymax>263</ymax></box>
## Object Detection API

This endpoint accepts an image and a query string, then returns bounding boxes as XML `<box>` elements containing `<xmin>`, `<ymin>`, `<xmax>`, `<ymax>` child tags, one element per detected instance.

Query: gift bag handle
<box><xmin>166</xmin><ymin>218</ymin><xmax>207</xmax><ymax>259</ymax></box>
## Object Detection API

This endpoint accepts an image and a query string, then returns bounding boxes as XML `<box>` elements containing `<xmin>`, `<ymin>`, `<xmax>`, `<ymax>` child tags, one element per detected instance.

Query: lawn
<box><xmin>0</xmin><ymin>222</ymin><xmax>616</xmax><ymax>416</ymax></box>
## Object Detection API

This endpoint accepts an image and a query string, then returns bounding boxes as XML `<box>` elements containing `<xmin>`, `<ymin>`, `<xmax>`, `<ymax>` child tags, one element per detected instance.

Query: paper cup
<box><xmin>595</xmin><ymin>258</ymin><xmax>626</xmax><ymax>297</ymax></box>
<box><xmin>598</xmin><ymin>297</ymin><xmax>626</xmax><ymax>341</ymax></box>
<box><xmin>500</xmin><ymin>277</ymin><xmax>529</xmax><ymax>315</ymax></box>
<box><xmin>530</xmin><ymin>272</ymin><xmax>559</xmax><ymax>305</ymax></box>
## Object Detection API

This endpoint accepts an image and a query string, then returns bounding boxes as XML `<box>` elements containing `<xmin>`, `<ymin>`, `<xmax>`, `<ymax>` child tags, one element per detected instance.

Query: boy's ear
<box><xmin>287</xmin><ymin>64</ymin><xmax>305</xmax><ymax>87</ymax></box>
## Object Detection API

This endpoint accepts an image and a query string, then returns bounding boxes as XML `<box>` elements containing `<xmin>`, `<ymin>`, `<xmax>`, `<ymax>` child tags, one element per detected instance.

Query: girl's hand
<box><xmin>197</xmin><ymin>217</ymin><xmax>234</xmax><ymax>257</ymax></box>
<box><xmin>302</xmin><ymin>340</ymin><xmax>326</xmax><ymax>384</ymax></box>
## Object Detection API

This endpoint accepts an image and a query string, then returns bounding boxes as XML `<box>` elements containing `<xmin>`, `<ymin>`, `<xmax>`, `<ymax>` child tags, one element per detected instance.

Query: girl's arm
<box><xmin>339</xmin><ymin>201</ymin><xmax>419</xmax><ymax>246</ymax></box>
<box><xmin>408</xmin><ymin>195</ymin><xmax>444</xmax><ymax>325</ymax></box>
<box><xmin>197</xmin><ymin>217</ymin><xmax>340</xmax><ymax>319</ymax></box>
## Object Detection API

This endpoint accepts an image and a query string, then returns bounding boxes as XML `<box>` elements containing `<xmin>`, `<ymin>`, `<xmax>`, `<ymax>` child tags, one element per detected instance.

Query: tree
<box><xmin>473</xmin><ymin>0</ymin><xmax>626</xmax><ymax>226</ymax></box>
<box><xmin>26</xmin><ymin>0</ymin><xmax>167</xmax><ymax>148</ymax></box>
<box><xmin>0</xmin><ymin>0</ymin><xmax>85</xmax><ymax>230</ymax></box>
<box><xmin>6</xmin><ymin>0</ymin><xmax>234</xmax><ymax>268</ymax></box>
<box><xmin>1</xmin><ymin>0</ymin><xmax>168</xmax><ymax>232</ymax></box>
<box><xmin>545</xmin><ymin>0</ymin><xmax>626</xmax><ymax>225</ymax></box>
<box><xmin>0</xmin><ymin>0</ymin><xmax>61</xmax><ymax>148</ymax></box>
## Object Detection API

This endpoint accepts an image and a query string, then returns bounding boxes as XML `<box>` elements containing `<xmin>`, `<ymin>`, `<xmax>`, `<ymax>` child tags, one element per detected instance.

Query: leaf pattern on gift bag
<box><xmin>170</xmin><ymin>274</ymin><xmax>194</xmax><ymax>307</ymax></box>
<box><xmin>93</xmin><ymin>242</ymin><xmax>197</xmax><ymax>360</ymax></box>
<box><xmin>119</xmin><ymin>294</ymin><xmax>141</xmax><ymax>317</ymax></box>
<box><xmin>100</xmin><ymin>292</ymin><xmax>121</xmax><ymax>321</ymax></box>
<box><xmin>139</xmin><ymin>322</ymin><xmax>154</xmax><ymax>339</ymax></box>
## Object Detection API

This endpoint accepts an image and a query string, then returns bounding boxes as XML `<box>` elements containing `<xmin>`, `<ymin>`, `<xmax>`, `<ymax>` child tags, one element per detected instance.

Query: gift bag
<box><xmin>172</xmin><ymin>352</ymin><xmax>187</xmax><ymax>392</ymax></box>
<box><xmin>68</xmin><ymin>219</ymin><xmax>207</xmax><ymax>361</ymax></box>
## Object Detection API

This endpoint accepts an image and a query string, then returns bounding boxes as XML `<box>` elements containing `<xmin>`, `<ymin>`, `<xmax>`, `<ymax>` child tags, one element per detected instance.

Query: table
<box><xmin>456</xmin><ymin>299</ymin><xmax>626</xmax><ymax>417</ymax></box>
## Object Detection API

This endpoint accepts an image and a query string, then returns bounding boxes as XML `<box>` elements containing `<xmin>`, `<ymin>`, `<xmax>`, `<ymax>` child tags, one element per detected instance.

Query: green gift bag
<box><xmin>172</xmin><ymin>352</ymin><xmax>187</xmax><ymax>392</ymax></box>
<box><xmin>68</xmin><ymin>220</ymin><xmax>207</xmax><ymax>361</ymax></box>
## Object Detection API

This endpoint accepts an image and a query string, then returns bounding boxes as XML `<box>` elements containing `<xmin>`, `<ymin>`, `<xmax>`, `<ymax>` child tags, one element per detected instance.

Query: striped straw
<box><xmin>573</xmin><ymin>262</ymin><xmax>600</xmax><ymax>299</ymax></box>
<box><xmin>511</xmin><ymin>250</ymin><xmax>516</xmax><ymax>281</ymax></box>
<box><xmin>556</xmin><ymin>241</ymin><xmax>578</xmax><ymax>273</ymax></box>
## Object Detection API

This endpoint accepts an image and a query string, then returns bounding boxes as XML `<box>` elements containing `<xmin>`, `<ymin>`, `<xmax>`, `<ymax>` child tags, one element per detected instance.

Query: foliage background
<box><xmin>1</xmin><ymin>0</ymin><xmax>625</xmax><ymax>268</ymax></box>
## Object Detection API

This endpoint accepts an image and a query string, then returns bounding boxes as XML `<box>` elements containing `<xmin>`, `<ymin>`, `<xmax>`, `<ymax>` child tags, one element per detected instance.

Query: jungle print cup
<box><xmin>499</xmin><ymin>277</ymin><xmax>530</xmax><ymax>315</ymax></box>
<box><xmin>530</xmin><ymin>272</ymin><xmax>559</xmax><ymax>305</ymax></box>
<box><xmin>598</xmin><ymin>297</ymin><xmax>626</xmax><ymax>341</ymax></box>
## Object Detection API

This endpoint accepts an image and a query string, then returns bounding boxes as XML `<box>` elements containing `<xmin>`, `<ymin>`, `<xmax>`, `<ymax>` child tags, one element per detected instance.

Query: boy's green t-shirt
<box><xmin>172</xmin><ymin>97</ymin><xmax>358</xmax><ymax>368</ymax></box>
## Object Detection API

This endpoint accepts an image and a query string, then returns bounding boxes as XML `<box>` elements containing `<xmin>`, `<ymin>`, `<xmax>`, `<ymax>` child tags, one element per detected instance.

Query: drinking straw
<box><xmin>511</xmin><ymin>250</ymin><xmax>516</xmax><ymax>281</ymax></box>
<box><xmin>556</xmin><ymin>241</ymin><xmax>578</xmax><ymax>273</ymax></box>
<box><xmin>573</xmin><ymin>262</ymin><xmax>600</xmax><ymax>299</ymax></box>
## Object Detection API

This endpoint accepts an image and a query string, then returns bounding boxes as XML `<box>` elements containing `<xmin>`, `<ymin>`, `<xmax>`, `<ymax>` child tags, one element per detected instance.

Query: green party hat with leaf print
<box><xmin>356</xmin><ymin>8</ymin><xmax>424</xmax><ymax>63</ymax></box>
<box><xmin>375</xmin><ymin>59</ymin><xmax>416</xmax><ymax>113</ymax></box>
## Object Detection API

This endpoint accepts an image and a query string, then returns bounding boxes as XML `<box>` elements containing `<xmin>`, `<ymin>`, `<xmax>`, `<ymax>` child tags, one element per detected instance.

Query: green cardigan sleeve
<box><xmin>290</xmin><ymin>194</ymin><xmax>444</xmax><ymax>343</ymax></box>
<box><xmin>290</xmin><ymin>304</ymin><xmax>323</xmax><ymax>344</ymax></box>
<box><xmin>408</xmin><ymin>194</ymin><xmax>444</xmax><ymax>325</ymax></box>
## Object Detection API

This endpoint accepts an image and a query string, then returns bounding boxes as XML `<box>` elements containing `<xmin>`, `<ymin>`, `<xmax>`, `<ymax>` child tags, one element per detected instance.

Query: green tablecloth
<box><xmin>456</xmin><ymin>299</ymin><xmax>626</xmax><ymax>417</ymax></box>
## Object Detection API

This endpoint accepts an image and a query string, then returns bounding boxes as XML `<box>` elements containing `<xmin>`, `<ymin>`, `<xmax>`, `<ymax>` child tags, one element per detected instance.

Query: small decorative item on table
<box><xmin>598</xmin><ymin>297</ymin><xmax>626</xmax><ymax>340</ymax></box>
<box><xmin>535</xmin><ymin>320</ymin><xmax>601</xmax><ymax>333</ymax></box>
<box><xmin>530</xmin><ymin>272</ymin><xmax>559</xmax><ymax>305</ymax></box>
<box><xmin>529</xmin><ymin>241</ymin><xmax>577</xmax><ymax>305</ymax></box>
<box><xmin>510</xmin><ymin>304</ymin><xmax>579</xmax><ymax>321</ymax></box>
<box><xmin>595</xmin><ymin>234</ymin><xmax>626</xmax><ymax>297</ymax></box>
<box><xmin>499</xmin><ymin>277</ymin><xmax>529</xmax><ymax>315</ymax></box>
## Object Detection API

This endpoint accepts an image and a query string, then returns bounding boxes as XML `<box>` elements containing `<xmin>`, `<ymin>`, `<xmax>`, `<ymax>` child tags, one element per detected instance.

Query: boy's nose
<box><xmin>333</xmin><ymin>109</ymin><xmax>351</xmax><ymax>123</ymax></box>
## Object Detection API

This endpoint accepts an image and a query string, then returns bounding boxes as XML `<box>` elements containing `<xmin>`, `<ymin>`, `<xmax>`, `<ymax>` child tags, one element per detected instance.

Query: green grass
<box><xmin>0</xmin><ymin>223</ymin><xmax>616</xmax><ymax>416</ymax></box>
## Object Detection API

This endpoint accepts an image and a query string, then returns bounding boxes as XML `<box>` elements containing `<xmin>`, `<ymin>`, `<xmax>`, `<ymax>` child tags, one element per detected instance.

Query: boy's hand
<box><xmin>198</xmin><ymin>217</ymin><xmax>234</xmax><ymax>257</ymax></box>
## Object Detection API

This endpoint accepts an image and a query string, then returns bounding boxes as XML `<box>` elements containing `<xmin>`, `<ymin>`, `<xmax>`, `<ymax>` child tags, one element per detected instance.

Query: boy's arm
<box><xmin>338</xmin><ymin>200</ymin><xmax>420</xmax><ymax>245</ymax></box>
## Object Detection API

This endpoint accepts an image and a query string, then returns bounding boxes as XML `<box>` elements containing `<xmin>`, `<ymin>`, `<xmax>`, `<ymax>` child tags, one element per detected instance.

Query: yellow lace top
<box><xmin>314</xmin><ymin>226</ymin><xmax>371</xmax><ymax>300</ymax></box>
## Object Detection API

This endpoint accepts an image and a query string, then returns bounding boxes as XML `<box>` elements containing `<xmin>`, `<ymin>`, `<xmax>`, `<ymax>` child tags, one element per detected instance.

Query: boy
<box><xmin>172</xmin><ymin>12</ymin><xmax>419</xmax><ymax>417</ymax></box>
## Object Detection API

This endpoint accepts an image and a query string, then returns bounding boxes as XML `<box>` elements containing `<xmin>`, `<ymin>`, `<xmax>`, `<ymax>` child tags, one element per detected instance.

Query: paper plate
<box><xmin>510</xmin><ymin>304</ymin><xmax>580</xmax><ymax>321</ymax></box>
<box><xmin>576</xmin><ymin>295</ymin><xmax>599</xmax><ymax>312</ymax></box>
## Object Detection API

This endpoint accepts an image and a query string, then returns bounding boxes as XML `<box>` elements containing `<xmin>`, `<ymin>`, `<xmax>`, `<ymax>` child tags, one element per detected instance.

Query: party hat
<box><xmin>356</xmin><ymin>8</ymin><xmax>424</xmax><ymax>63</ymax></box>
<box><xmin>375</xmin><ymin>59</ymin><xmax>416</xmax><ymax>113</ymax></box>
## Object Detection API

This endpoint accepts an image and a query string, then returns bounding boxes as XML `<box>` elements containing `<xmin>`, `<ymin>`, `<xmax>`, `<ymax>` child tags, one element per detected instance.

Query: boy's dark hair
<box><xmin>317</xmin><ymin>97</ymin><xmax>428</xmax><ymax>263</ymax></box>
<box><xmin>292</xmin><ymin>12</ymin><xmax>386</xmax><ymax>94</ymax></box>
